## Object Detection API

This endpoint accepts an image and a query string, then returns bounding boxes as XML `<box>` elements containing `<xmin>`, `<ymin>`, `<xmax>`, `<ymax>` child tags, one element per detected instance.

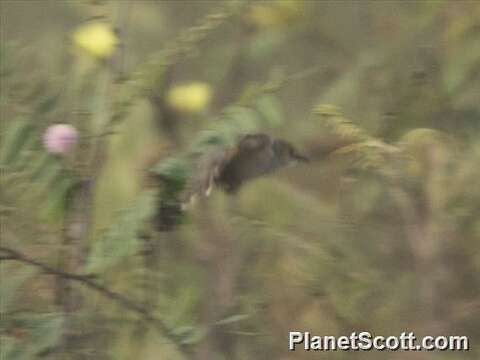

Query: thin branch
<box><xmin>143</xmin><ymin>0</ymin><xmax>250</xmax><ymax>70</ymax></box>
<box><xmin>0</xmin><ymin>246</ymin><xmax>191</xmax><ymax>357</ymax></box>
<box><xmin>107</xmin><ymin>0</ymin><xmax>250</xmax><ymax>128</ymax></box>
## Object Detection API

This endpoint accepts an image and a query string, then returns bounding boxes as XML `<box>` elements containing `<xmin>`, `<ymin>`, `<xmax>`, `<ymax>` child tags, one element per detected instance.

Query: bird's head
<box><xmin>272</xmin><ymin>139</ymin><xmax>309</xmax><ymax>165</ymax></box>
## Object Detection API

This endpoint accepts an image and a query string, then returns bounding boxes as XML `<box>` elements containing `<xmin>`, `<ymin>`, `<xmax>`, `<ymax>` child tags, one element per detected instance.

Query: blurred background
<box><xmin>1</xmin><ymin>0</ymin><xmax>480</xmax><ymax>359</ymax></box>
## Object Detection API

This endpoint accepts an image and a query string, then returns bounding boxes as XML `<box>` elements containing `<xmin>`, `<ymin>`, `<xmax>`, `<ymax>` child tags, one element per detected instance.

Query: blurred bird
<box><xmin>184</xmin><ymin>133</ymin><xmax>309</xmax><ymax>206</ymax></box>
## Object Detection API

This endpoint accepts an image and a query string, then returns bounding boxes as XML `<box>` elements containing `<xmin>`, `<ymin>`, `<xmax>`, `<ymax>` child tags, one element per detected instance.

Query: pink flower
<box><xmin>43</xmin><ymin>124</ymin><xmax>78</xmax><ymax>154</ymax></box>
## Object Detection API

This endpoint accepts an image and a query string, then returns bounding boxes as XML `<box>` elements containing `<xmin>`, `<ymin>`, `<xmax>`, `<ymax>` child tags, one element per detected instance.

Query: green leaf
<box><xmin>256</xmin><ymin>94</ymin><xmax>284</xmax><ymax>127</ymax></box>
<box><xmin>9</xmin><ymin>134</ymin><xmax>40</xmax><ymax>173</ymax></box>
<box><xmin>0</xmin><ymin>117</ymin><xmax>35</xmax><ymax>166</ymax></box>
<box><xmin>30</xmin><ymin>160</ymin><xmax>64</xmax><ymax>200</ymax></box>
<box><xmin>40</xmin><ymin>175</ymin><xmax>75</xmax><ymax>222</ymax></box>
<box><xmin>162</xmin><ymin>284</ymin><xmax>200</xmax><ymax>326</ymax></box>
<box><xmin>0</xmin><ymin>266</ymin><xmax>35</xmax><ymax>313</ymax></box>
<box><xmin>215</xmin><ymin>314</ymin><xmax>250</xmax><ymax>326</ymax></box>
<box><xmin>28</xmin><ymin>152</ymin><xmax>56</xmax><ymax>181</ymax></box>
<box><xmin>152</xmin><ymin>156</ymin><xmax>190</xmax><ymax>192</ymax></box>
<box><xmin>0</xmin><ymin>336</ymin><xmax>29</xmax><ymax>360</ymax></box>
<box><xmin>34</xmin><ymin>94</ymin><xmax>59</xmax><ymax>114</ymax></box>
<box><xmin>193</xmin><ymin>129</ymin><xmax>230</xmax><ymax>150</ymax></box>
<box><xmin>86</xmin><ymin>191</ymin><xmax>156</xmax><ymax>273</ymax></box>
<box><xmin>173</xmin><ymin>325</ymin><xmax>205</xmax><ymax>345</ymax></box>
<box><xmin>27</xmin><ymin>313</ymin><xmax>64</xmax><ymax>355</ymax></box>
<box><xmin>0</xmin><ymin>312</ymin><xmax>63</xmax><ymax>359</ymax></box>
<box><xmin>225</xmin><ymin>106</ymin><xmax>259</xmax><ymax>134</ymax></box>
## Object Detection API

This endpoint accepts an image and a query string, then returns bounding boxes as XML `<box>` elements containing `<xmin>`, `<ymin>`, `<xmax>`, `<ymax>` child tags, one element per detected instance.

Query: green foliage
<box><xmin>86</xmin><ymin>191</ymin><xmax>156</xmax><ymax>273</ymax></box>
<box><xmin>0</xmin><ymin>117</ymin><xmax>35</xmax><ymax>166</ymax></box>
<box><xmin>313</xmin><ymin>104</ymin><xmax>398</xmax><ymax>172</ymax></box>
<box><xmin>2</xmin><ymin>1</ymin><xmax>480</xmax><ymax>359</ymax></box>
<box><xmin>0</xmin><ymin>47</ymin><xmax>76</xmax><ymax>225</ymax></box>
<box><xmin>255</xmin><ymin>94</ymin><xmax>285</xmax><ymax>127</ymax></box>
<box><xmin>0</xmin><ymin>120</ymin><xmax>75</xmax><ymax>225</ymax></box>
<box><xmin>0</xmin><ymin>264</ymin><xmax>64</xmax><ymax>360</ymax></box>
<box><xmin>152</xmin><ymin>156</ymin><xmax>190</xmax><ymax>195</ymax></box>
<box><xmin>1</xmin><ymin>313</ymin><xmax>64</xmax><ymax>360</ymax></box>
<box><xmin>196</xmin><ymin>92</ymin><xmax>286</xmax><ymax>149</ymax></box>
<box><xmin>0</xmin><ymin>267</ymin><xmax>35</xmax><ymax>314</ymax></box>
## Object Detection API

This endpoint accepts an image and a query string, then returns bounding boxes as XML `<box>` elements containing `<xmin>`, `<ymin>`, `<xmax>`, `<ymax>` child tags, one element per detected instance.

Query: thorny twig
<box><xmin>0</xmin><ymin>246</ymin><xmax>191</xmax><ymax>357</ymax></box>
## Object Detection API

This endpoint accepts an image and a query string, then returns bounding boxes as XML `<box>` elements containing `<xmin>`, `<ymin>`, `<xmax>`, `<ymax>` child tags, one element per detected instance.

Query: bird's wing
<box><xmin>181</xmin><ymin>134</ymin><xmax>270</xmax><ymax>204</ymax></box>
<box><xmin>181</xmin><ymin>144</ymin><xmax>238</xmax><ymax>206</ymax></box>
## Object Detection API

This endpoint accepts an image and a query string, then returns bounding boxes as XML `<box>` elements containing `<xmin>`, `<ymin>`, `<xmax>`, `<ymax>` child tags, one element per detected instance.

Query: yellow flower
<box><xmin>166</xmin><ymin>82</ymin><xmax>212</xmax><ymax>114</ymax></box>
<box><xmin>73</xmin><ymin>22</ymin><xmax>118</xmax><ymax>59</ymax></box>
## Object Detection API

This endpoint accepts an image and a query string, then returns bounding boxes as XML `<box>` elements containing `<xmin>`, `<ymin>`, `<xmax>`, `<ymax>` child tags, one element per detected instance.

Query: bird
<box><xmin>183</xmin><ymin>133</ymin><xmax>309</xmax><ymax>206</ymax></box>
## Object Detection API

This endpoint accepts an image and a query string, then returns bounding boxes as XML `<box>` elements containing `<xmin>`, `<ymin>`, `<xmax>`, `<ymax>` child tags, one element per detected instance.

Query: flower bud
<box><xmin>43</xmin><ymin>124</ymin><xmax>78</xmax><ymax>154</ymax></box>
